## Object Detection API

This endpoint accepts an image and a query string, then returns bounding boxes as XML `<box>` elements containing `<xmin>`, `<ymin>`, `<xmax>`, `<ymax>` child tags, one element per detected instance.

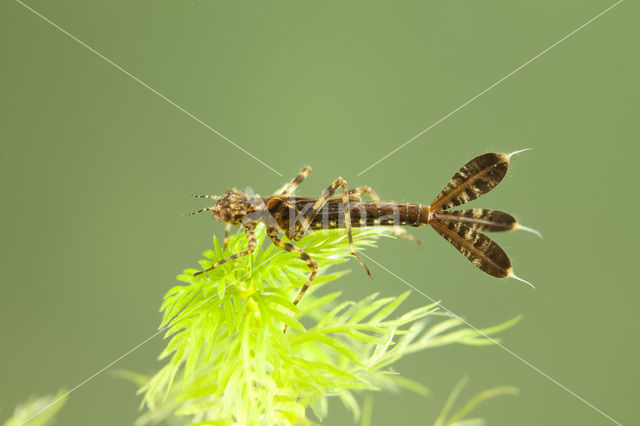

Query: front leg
<box><xmin>223</xmin><ymin>223</ymin><xmax>232</xmax><ymax>249</ymax></box>
<box><xmin>293</xmin><ymin>177</ymin><xmax>371</xmax><ymax>279</ymax></box>
<box><xmin>194</xmin><ymin>222</ymin><xmax>257</xmax><ymax>277</ymax></box>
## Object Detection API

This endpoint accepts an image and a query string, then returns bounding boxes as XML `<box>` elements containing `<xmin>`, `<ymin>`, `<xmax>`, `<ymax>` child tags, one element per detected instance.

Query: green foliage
<box><xmin>136</xmin><ymin>224</ymin><xmax>517</xmax><ymax>425</ymax></box>
<box><xmin>3</xmin><ymin>390</ymin><xmax>67</xmax><ymax>426</ymax></box>
<box><xmin>433</xmin><ymin>377</ymin><xmax>518</xmax><ymax>426</ymax></box>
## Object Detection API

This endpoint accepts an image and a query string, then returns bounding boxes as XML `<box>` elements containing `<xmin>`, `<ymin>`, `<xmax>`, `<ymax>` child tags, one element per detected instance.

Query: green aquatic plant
<box><xmin>433</xmin><ymin>378</ymin><xmax>518</xmax><ymax>426</ymax></box>
<box><xmin>133</xmin><ymin>224</ymin><xmax>518</xmax><ymax>425</ymax></box>
<box><xmin>3</xmin><ymin>390</ymin><xmax>67</xmax><ymax>426</ymax></box>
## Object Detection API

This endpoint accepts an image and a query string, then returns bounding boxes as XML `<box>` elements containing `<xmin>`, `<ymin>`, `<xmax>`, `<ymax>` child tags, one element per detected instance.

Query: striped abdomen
<box><xmin>308</xmin><ymin>201</ymin><xmax>430</xmax><ymax>229</ymax></box>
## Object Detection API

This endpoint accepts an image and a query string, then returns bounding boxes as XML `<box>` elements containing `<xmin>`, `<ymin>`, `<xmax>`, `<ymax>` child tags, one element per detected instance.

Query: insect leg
<box><xmin>267</xmin><ymin>226</ymin><xmax>318</xmax><ymax>332</ymax></box>
<box><xmin>349</xmin><ymin>185</ymin><xmax>380</xmax><ymax>200</ymax></box>
<box><xmin>349</xmin><ymin>186</ymin><xmax>422</xmax><ymax>247</ymax></box>
<box><xmin>280</xmin><ymin>166</ymin><xmax>312</xmax><ymax>196</ymax></box>
<box><xmin>267</xmin><ymin>226</ymin><xmax>318</xmax><ymax>305</ymax></box>
<box><xmin>194</xmin><ymin>222</ymin><xmax>257</xmax><ymax>277</ymax></box>
<box><xmin>223</xmin><ymin>223</ymin><xmax>232</xmax><ymax>249</ymax></box>
<box><xmin>293</xmin><ymin>178</ymin><xmax>372</xmax><ymax>278</ymax></box>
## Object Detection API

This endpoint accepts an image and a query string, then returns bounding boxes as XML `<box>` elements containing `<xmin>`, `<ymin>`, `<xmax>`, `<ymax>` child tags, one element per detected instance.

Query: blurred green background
<box><xmin>1</xmin><ymin>1</ymin><xmax>637</xmax><ymax>425</ymax></box>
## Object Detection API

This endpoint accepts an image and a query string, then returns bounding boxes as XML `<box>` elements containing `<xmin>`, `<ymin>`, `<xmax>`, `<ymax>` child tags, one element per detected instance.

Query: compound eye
<box><xmin>220</xmin><ymin>209</ymin><xmax>233</xmax><ymax>222</ymax></box>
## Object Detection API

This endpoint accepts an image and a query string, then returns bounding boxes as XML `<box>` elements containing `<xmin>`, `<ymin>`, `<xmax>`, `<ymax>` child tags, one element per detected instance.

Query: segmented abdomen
<box><xmin>308</xmin><ymin>202</ymin><xmax>430</xmax><ymax>229</ymax></box>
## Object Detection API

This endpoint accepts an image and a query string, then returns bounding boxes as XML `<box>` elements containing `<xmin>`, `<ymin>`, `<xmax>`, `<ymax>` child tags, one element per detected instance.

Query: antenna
<box><xmin>187</xmin><ymin>194</ymin><xmax>219</xmax><ymax>200</ymax></box>
<box><xmin>184</xmin><ymin>207</ymin><xmax>215</xmax><ymax>216</ymax></box>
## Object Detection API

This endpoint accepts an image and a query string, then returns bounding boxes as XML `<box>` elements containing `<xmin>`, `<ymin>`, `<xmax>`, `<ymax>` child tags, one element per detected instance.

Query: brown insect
<box><xmin>188</xmin><ymin>150</ymin><xmax>538</xmax><ymax>312</ymax></box>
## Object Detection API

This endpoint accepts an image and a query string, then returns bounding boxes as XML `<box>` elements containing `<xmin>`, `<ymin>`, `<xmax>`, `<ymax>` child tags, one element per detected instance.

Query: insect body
<box><xmin>188</xmin><ymin>151</ymin><xmax>537</xmax><ymax>312</ymax></box>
